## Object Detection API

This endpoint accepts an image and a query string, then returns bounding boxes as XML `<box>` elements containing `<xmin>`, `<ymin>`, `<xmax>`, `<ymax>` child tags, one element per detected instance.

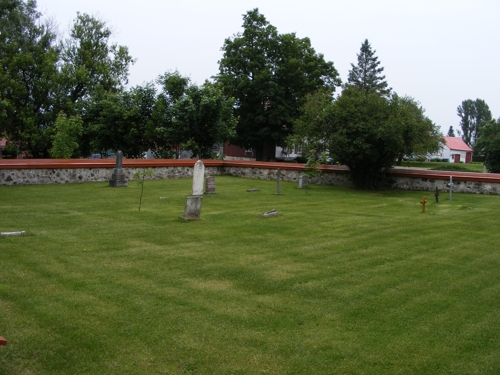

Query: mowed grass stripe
<box><xmin>1</xmin><ymin>176</ymin><xmax>499</xmax><ymax>374</ymax></box>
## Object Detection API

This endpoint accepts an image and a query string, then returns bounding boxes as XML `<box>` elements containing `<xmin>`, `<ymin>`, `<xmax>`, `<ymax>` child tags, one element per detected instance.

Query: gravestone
<box><xmin>192</xmin><ymin>160</ymin><xmax>205</xmax><ymax>196</ymax></box>
<box><xmin>298</xmin><ymin>175</ymin><xmax>309</xmax><ymax>189</ymax></box>
<box><xmin>180</xmin><ymin>160</ymin><xmax>205</xmax><ymax>221</ymax></box>
<box><xmin>205</xmin><ymin>176</ymin><xmax>216</xmax><ymax>194</ymax></box>
<box><xmin>109</xmin><ymin>151</ymin><xmax>127</xmax><ymax>187</ymax></box>
<box><xmin>180</xmin><ymin>196</ymin><xmax>203</xmax><ymax>221</ymax></box>
<box><xmin>261</xmin><ymin>209</ymin><xmax>281</xmax><ymax>218</ymax></box>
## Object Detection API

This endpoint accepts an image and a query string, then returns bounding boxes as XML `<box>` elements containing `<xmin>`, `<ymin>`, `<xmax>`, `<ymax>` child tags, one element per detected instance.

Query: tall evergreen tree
<box><xmin>347</xmin><ymin>39</ymin><xmax>390</xmax><ymax>96</ymax></box>
<box><xmin>447</xmin><ymin>126</ymin><xmax>455</xmax><ymax>137</ymax></box>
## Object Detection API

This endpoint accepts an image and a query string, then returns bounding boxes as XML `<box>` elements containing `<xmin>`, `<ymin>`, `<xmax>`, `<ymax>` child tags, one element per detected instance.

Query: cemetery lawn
<box><xmin>399</xmin><ymin>161</ymin><xmax>485</xmax><ymax>172</ymax></box>
<box><xmin>1</xmin><ymin>176</ymin><xmax>500</xmax><ymax>375</ymax></box>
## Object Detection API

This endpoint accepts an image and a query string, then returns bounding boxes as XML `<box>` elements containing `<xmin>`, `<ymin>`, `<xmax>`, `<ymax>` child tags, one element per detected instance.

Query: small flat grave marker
<box><xmin>1</xmin><ymin>231</ymin><xmax>25</xmax><ymax>237</ymax></box>
<box><xmin>247</xmin><ymin>188</ymin><xmax>260</xmax><ymax>192</ymax></box>
<box><xmin>260</xmin><ymin>209</ymin><xmax>281</xmax><ymax>218</ymax></box>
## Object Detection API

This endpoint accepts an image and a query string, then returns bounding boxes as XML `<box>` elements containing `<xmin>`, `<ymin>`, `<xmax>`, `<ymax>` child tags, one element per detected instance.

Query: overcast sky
<box><xmin>37</xmin><ymin>0</ymin><xmax>499</xmax><ymax>134</ymax></box>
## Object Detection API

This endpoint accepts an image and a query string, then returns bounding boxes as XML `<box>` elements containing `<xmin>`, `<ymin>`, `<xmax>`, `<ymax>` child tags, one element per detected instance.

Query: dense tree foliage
<box><xmin>82</xmin><ymin>83</ymin><xmax>157</xmax><ymax>158</ymax></box>
<box><xmin>347</xmin><ymin>39</ymin><xmax>391</xmax><ymax>96</ymax></box>
<box><xmin>395</xmin><ymin>96</ymin><xmax>442</xmax><ymax>165</ymax></box>
<box><xmin>457</xmin><ymin>99</ymin><xmax>492</xmax><ymax>148</ymax></box>
<box><xmin>291</xmin><ymin>87</ymin><xmax>442</xmax><ymax>189</ymax></box>
<box><xmin>49</xmin><ymin>112</ymin><xmax>82</xmax><ymax>158</ymax></box>
<box><xmin>447</xmin><ymin>126</ymin><xmax>455</xmax><ymax>137</ymax></box>
<box><xmin>0</xmin><ymin>1</ymin><xmax>134</xmax><ymax>157</ymax></box>
<box><xmin>217</xmin><ymin>8</ymin><xmax>340</xmax><ymax>160</ymax></box>
<box><xmin>474</xmin><ymin>118</ymin><xmax>500</xmax><ymax>172</ymax></box>
<box><xmin>59</xmin><ymin>12</ymin><xmax>135</xmax><ymax>110</ymax></box>
<box><xmin>82</xmin><ymin>72</ymin><xmax>236</xmax><ymax>159</ymax></box>
<box><xmin>0</xmin><ymin>0</ymin><xmax>60</xmax><ymax>157</ymax></box>
<box><xmin>156</xmin><ymin>72</ymin><xmax>236</xmax><ymax>159</ymax></box>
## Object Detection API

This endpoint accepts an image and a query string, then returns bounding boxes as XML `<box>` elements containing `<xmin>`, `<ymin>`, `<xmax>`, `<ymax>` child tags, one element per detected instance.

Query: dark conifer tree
<box><xmin>347</xmin><ymin>39</ymin><xmax>391</xmax><ymax>96</ymax></box>
<box><xmin>447</xmin><ymin>126</ymin><xmax>456</xmax><ymax>137</ymax></box>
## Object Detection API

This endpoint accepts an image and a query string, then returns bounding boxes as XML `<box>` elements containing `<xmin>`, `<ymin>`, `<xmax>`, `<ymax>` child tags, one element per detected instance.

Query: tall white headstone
<box><xmin>192</xmin><ymin>160</ymin><xmax>205</xmax><ymax>196</ymax></box>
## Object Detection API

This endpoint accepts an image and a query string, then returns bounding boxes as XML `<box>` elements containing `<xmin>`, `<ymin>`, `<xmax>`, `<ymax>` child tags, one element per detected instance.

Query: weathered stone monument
<box><xmin>205</xmin><ymin>176</ymin><xmax>216</xmax><ymax>194</ymax></box>
<box><xmin>180</xmin><ymin>160</ymin><xmax>204</xmax><ymax>221</ymax></box>
<box><xmin>298</xmin><ymin>175</ymin><xmax>309</xmax><ymax>189</ymax></box>
<box><xmin>109</xmin><ymin>151</ymin><xmax>127</xmax><ymax>187</ymax></box>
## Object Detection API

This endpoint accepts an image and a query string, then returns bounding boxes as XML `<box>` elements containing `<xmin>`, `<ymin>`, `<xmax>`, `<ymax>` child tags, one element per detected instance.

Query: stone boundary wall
<box><xmin>0</xmin><ymin>166</ymin><xmax>222</xmax><ymax>185</ymax></box>
<box><xmin>1</xmin><ymin>159</ymin><xmax>500</xmax><ymax>194</ymax></box>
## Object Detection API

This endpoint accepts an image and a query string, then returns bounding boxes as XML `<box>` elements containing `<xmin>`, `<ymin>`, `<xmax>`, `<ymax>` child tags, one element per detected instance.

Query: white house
<box><xmin>431</xmin><ymin>136</ymin><xmax>473</xmax><ymax>163</ymax></box>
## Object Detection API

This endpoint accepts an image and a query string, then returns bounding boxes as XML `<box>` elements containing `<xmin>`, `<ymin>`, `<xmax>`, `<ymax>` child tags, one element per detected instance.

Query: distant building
<box><xmin>431</xmin><ymin>137</ymin><xmax>473</xmax><ymax>163</ymax></box>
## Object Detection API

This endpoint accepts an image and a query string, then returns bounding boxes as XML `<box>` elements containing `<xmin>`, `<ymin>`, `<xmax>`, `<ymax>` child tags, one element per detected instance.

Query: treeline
<box><xmin>0</xmin><ymin>1</ymin><xmax>235</xmax><ymax>159</ymax></box>
<box><xmin>7</xmin><ymin>3</ymin><xmax>488</xmax><ymax>187</ymax></box>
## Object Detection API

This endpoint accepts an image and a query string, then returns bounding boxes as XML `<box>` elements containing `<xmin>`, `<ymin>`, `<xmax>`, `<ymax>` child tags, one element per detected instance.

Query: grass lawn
<box><xmin>398</xmin><ymin>161</ymin><xmax>485</xmax><ymax>172</ymax></box>
<box><xmin>1</xmin><ymin>176</ymin><xmax>499</xmax><ymax>374</ymax></box>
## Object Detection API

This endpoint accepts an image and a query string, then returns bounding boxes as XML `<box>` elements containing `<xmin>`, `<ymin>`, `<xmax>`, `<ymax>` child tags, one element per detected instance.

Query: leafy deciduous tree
<box><xmin>49</xmin><ymin>111</ymin><xmax>82</xmax><ymax>158</ymax></box>
<box><xmin>83</xmin><ymin>83</ymin><xmax>157</xmax><ymax>158</ymax></box>
<box><xmin>291</xmin><ymin>88</ymin><xmax>442</xmax><ymax>189</ymax></box>
<box><xmin>457</xmin><ymin>99</ymin><xmax>492</xmax><ymax>148</ymax></box>
<box><xmin>156</xmin><ymin>72</ymin><xmax>236</xmax><ymax>159</ymax></box>
<box><xmin>59</xmin><ymin>12</ymin><xmax>135</xmax><ymax>110</ymax></box>
<box><xmin>395</xmin><ymin>96</ymin><xmax>442</xmax><ymax>165</ymax></box>
<box><xmin>217</xmin><ymin>8</ymin><xmax>340</xmax><ymax>160</ymax></box>
<box><xmin>474</xmin><ymin>118</ymin><xmax>500</xmax><ymax>172</ymax></box>
<box><xmin>0</xmin><ymin>0</ymin><xmax>60</xmax><ymax>157</ymax></box>
<box><xmin>329</xmin><ymin>88</ymin><xmax>403</xmax><ymax>189</ymax></box>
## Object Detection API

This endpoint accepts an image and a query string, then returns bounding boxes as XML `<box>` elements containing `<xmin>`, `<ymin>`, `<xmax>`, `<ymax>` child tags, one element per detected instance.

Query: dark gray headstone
<box><xmin>205</xmin><ymin>176</ymin><xmax>216</xmax><ymax>194</ymax></box>
<box><xmin>109</xmin><ymin>151</ymin><xmax>127</xmax><ymax>187</ymax></box>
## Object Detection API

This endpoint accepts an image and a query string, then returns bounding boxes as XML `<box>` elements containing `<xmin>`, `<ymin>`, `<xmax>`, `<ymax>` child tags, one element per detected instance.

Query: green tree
<box><xmin>395</xmin><ymin>96</ymin><xmax>442</xmax><ymax>165</ymax></box>
<box><xmin>59</xmin><ymin>12</ymin><xmax>135</xmax><ymax>110</ymax></box>
<box><xmin>329</xmin><ymin>88</ymin><xmax>403</xmax><ymax>189</ymax></box>
<box><xmin>347</xmin><ymin>39</ymin><xmax>391</xmax><ymax>96</ymax></box>
<box><xmin>475</xmin><ymin>118</ymin><xmax>500</xmax><ymax>172</ymax></box>
<box><xmin>49</xmin><ymin>111</ymin><xmax>82</xmax><ymax>158</ymax></box>
<box><xmin>0</xmin><ymin>0</ymin><xmax>60</xmax><ymax>157</ymax></box>
<box><xmin>156</xmin><ymin>72</ymin><xmax>236</xmax><ymax>158</ymax></box>
<box><xmin>457</xmin><ymin>99</ymin><xmax>492</xmax><ymax>148</ymax></box>
<box><xmin>483</xmin><ymin>135</ymin><xmax>500</xmax><ymax>173</ymax></box>
<box><xmin>288</xmin><ymin>88</ymin><xmax>335</xmax><ymax>157</ymax></box>
<box><xmin>217</xmin><ymin>8</ymin><xmax>340</xmax><ymax>160</ymax></box>
<box><xmin>447</xmin><ymin>126</ymin><xmax>455</xmax><ymax>137</ymax></box>
<box><xmin>83</xmin><ymin>83</ymin><xmax>157</xmax><ymax>158</ymax></box>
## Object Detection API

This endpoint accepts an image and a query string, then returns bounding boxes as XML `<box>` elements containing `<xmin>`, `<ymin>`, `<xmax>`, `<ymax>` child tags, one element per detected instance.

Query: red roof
<box><xmin>444</xmin><ymin>137</ymin><xmax>473</xmax><ymax>152</ymax></box>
